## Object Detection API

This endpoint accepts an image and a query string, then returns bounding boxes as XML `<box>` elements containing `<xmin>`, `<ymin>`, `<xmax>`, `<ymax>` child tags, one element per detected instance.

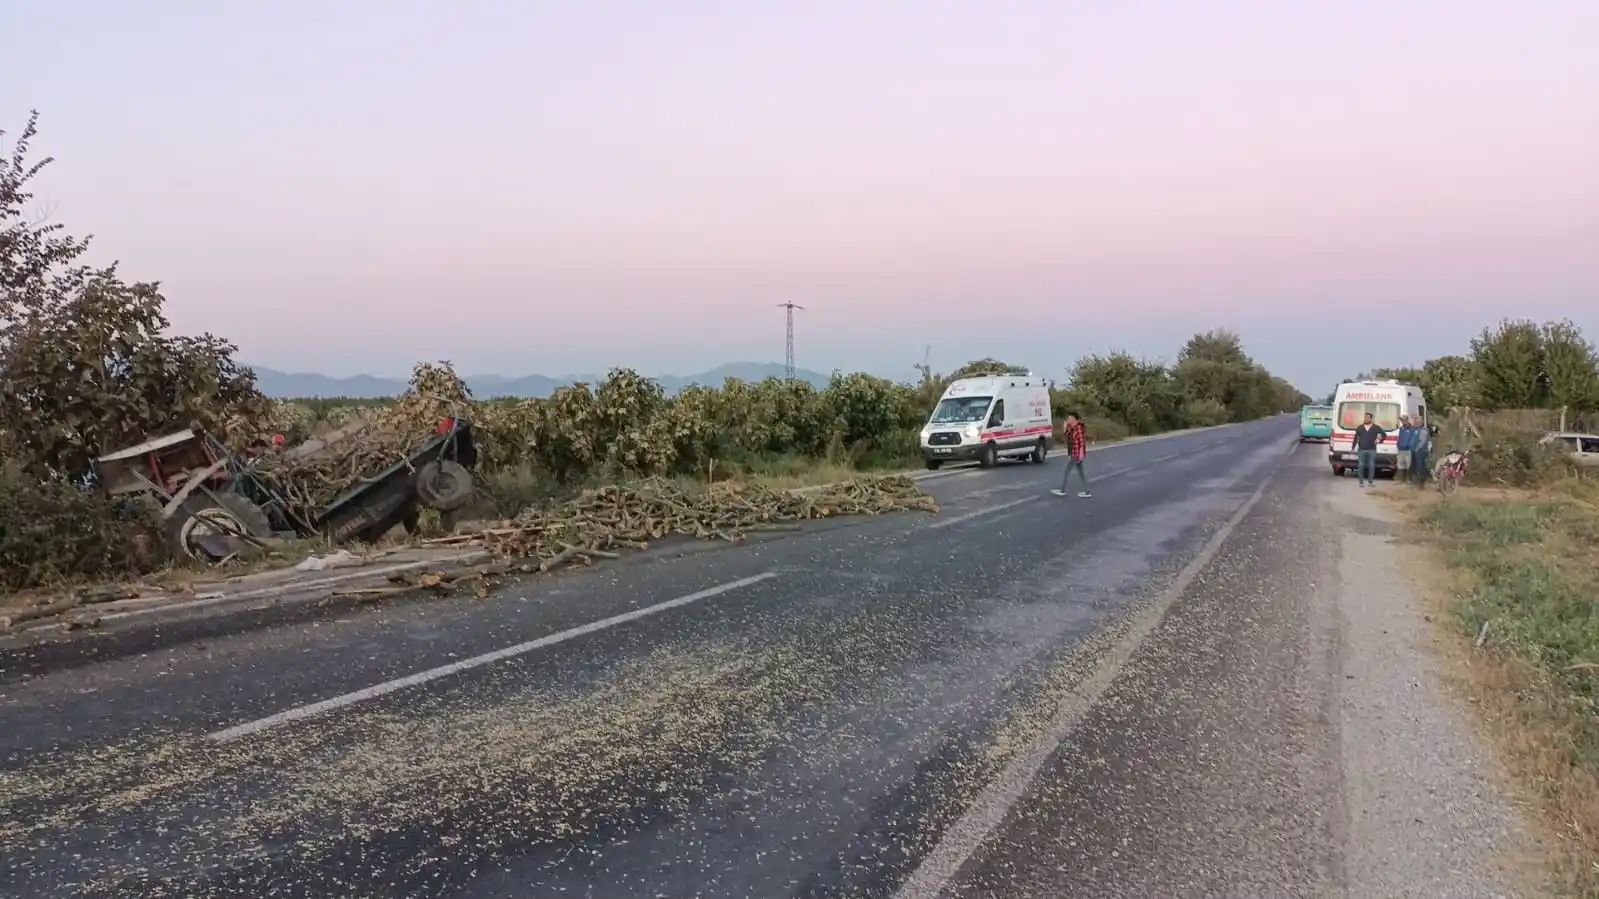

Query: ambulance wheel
<box><xmin>1030</xmin><ymin>439</ymin><xmax>1047</xmax><ymax>464</ymax></box>
<box><xmin>924</xmin><ymin>460</ymin><xmax>942</xmax><ymax>471</ymax></box>
<box><xmin>978</xmin><ymin>442</ymin><xmax>998</xmax><ymax>468</ymax></box>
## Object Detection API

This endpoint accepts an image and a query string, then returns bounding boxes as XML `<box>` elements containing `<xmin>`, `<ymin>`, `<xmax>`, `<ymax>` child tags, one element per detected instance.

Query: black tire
<box><xmin>1332</xmin><ymin>465</ymin><xmax>1344</xmax><ymax>477</ymax></box>
<box><xmin>978</xmin><ymin>442</ymin><xmax>998</xmax><ymax>469</ymax></box>
<box><xmin>416</xmin><ymin>460</ymin><xmax>474</xmax><ymax>512</ymax></box>
<box><xmin>165</xmin><ymin>493</ymin><xmax>271</xmax><ymax>561</ymax></box>
<box><xmin>1030</xmin><ymin>439</ymin><xmax>1047</xmax><ymax>464</ymax></box>
<box><xmin>924</xmin><ymin>460</ymin><xmax>943</xmax><ymax>471</ymax></box>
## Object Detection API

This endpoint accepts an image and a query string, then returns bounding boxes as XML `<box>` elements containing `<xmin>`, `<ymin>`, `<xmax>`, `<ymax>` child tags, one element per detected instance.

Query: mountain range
<box><xmin>248</xmin><ymin>362</ymin><xmax>832</xmax><ymax>399</ymax></box>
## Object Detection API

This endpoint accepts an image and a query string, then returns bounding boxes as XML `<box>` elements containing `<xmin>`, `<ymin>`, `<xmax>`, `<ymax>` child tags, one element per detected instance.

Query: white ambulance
<box><xmin>1327</xmin><ymin>379</ymin><xmax>1429</xmax><ymax>477</ymax></box>
<box><xmin>919</xmin><ymin>374</ymin><xmax>1054</xmax><ymax>470</ymax></box>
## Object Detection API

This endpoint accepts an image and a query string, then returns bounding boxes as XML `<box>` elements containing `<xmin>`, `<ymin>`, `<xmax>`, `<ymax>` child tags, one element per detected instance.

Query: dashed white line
<box><xmin>926</xmin><ymin>496</ymin><xmax>1041</xmax><ymax>530</ymax></box>
<box><xmin>206</xmin><ymin>572</ymin><xmax>779</xmax><ymax>743</ymax></box>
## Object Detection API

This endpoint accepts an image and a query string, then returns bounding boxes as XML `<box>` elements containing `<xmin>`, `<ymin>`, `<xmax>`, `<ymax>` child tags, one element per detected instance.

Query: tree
<box><xmin>1469</xmin><ymin>319</ymin><xmax>1546</xmax><ymax>409</ymax></box>
<box><xmin>1419</xmin><ymin>355</ymin><xmax>1476</xmax><ymax>410</ymax></box>
<box><xmin>1540</xmin><ymin>319</ymin><xmax>1599</xmax><ymax>414</ymax></box>
<box><xmin>1066</xmin><ymin>352</ymin><xmax>1181</xmax><ymax>434</ymax></box>
<box><xmin>0</xmin><ymin>110</ymin><xmax>268</xmax><ymax>478</ymax></box>
<box><xmin>1177</xmin><ymin>329</ymin><xmax>1250</xmax><ymax>368</ymax></box>
<box><xmin>946</xmin><ymin>358</ymin><xmax>1029</xmax><ymax>379</ymax></box>
<box><xmin>1361</xmin><ymin>367</ymin><xmax>1424</xmax><ymax>384</ymax></box>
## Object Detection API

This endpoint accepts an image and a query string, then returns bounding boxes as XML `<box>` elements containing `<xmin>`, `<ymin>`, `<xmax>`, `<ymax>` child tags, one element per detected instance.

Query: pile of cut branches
<box><xmin>337</xmin><ymin>475</ymin><xmax>938</xmax><ymax>601</ymax></box>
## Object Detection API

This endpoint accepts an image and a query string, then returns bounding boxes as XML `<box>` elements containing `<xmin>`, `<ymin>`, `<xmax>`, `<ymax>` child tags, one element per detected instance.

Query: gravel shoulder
<box><xmin>940</xmin><ymin>444</ymin><xmax>1535</xmax><ymax>898</ymax></box>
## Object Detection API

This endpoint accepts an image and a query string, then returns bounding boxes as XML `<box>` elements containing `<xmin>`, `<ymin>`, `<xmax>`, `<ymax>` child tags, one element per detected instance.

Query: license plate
<box><xmin>934</xmin><ymin>448</ymin><xmax>953</xmax><ymax>455</ymax></box>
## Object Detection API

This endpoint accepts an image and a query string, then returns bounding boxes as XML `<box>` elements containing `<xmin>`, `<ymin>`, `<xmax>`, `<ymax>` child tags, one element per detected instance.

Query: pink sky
<box><xmin>4</xmin><ymin>0</ymin><xmax>1595</xmax><ymax>389</ymax></box>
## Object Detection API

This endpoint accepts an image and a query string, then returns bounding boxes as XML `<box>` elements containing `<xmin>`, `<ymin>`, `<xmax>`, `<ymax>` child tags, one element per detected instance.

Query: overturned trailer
<box><xmin>92</xmin><ymin>414</ymin><xmax>479</xmax><ymax>561</ymax></box>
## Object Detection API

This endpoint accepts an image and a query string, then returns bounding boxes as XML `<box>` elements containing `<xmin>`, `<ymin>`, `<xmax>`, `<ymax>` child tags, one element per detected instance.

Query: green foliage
<box><xmin>1065</xmin><ymin>353</ymin><xmax>1182</xmax><ymax>434</ymax></box>
<box><xmin>1471</xmin><ymin>319</ymin><xmax>1548</xmax><ymax>409</ymax></box>
<box><xmin>0</xmin><ymin>464</ymin><xmax>166</xmax><ymax>590</ymax></box>
<box><xmin>1541</xmin><ymin>319</ymin><xmax>1599</xmax><ymax>414</ymax></box>
<box><xmin>0</xmin><ymin>111</ymin><xmax>269</xmax><ymax>480</ymax></box>
<box><xmin>1374</xmin><ymin>319</ymin><xmax>1597</xmax><ymax>418</ymax></box>
<box><xmin>822</xmin><ymin>372</ymin><xmax>915</xmax><ymax>446</ymax></box>
<box><xmin>946</xmin><ymin>358</ymin><xmax>1029</xmax><ymax>379</ymax></box>
<box><xmin>1420</xmin><ymin>355</ymin><xmax>1476</xmax><ymax>410</ymax></box>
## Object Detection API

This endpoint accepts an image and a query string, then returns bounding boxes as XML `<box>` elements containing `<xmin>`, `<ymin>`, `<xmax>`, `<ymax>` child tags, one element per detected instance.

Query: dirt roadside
<box><xmin>1325</xmin><ymin>482</ymin><xmax>1540</xmax><ymax>897</ymax></box>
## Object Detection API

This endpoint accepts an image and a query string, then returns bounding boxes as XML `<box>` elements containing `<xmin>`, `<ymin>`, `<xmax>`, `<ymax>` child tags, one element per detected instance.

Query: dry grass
<box><xmin>1394</xmin><ymin>479</ymin><xmax>1599</xmax><ymax>896</ymax></box>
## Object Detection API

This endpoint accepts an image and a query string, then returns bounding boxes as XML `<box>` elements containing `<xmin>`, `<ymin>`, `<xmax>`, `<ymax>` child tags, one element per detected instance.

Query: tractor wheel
<box><xmin>165</xmin><ymin>494</ymin><xmax>271</xmax><ymax>561</ymax></box>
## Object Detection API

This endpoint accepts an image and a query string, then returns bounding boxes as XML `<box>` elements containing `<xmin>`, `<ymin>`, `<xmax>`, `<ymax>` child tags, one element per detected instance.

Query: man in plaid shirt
<box><xmin>1052</xmin><ymin>412</ymin><xmax>1092</xmax><ymax>498</ymax></box>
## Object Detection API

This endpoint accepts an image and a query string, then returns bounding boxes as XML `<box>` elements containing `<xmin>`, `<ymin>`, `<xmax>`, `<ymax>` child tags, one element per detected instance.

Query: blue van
<box><xmin>1300</xmin><ymin>404</ymin><xmax>1334</xmax><ymax>442</ymax></box>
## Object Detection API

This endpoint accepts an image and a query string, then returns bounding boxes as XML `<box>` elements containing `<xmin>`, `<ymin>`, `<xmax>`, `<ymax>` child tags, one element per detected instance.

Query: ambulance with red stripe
<box><xmin>919</xmin><ymin>374</ymin><xmax>1054</xmax><ymax>470</ymax></box>
<box><xmin>1327</xmin><ymin>379</ymin><xmax>1429</xmax><ymax>478</ymax></box>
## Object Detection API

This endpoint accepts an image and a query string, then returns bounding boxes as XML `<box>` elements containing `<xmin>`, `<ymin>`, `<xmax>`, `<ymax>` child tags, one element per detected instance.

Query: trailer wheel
<box><xmin>1030</xmin><ymin>439</ymin><xmax>1048</xmax><ymax>464</ymax></box>
<box><xmin>165</xmin><ymin>494</ymin><xmax>271</xmax><ymax>561</ymax></box>
<box><xmin>416</xmin><ymin>460</ymin><xmax>474</xmax><ymax>512</ymax></box>
<box><xmin>978</xmin><ymin>442</ymin><xmax>998</xmax><ymax>468</ymax></box>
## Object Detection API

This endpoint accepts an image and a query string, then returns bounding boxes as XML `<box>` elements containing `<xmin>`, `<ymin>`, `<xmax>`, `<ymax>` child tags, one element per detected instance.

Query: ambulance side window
<box><xmin>987</xmin><ymin>400</ymin><xmax>1005</xmax><ymax>427</ymax></box>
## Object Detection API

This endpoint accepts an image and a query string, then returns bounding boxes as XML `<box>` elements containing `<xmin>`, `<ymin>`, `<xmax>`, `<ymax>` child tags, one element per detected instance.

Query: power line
<box><xmin>776</xmin><ymin>302</ymin><xmax>804</xmax><ymax>381</ymax></box>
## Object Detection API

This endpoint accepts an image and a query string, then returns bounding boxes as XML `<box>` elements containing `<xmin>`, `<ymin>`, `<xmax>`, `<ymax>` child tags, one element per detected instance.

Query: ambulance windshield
<box><xmin>929</xmin><ymin>396</ymin><xmax>993</xmax><ymax>424</ymax></box>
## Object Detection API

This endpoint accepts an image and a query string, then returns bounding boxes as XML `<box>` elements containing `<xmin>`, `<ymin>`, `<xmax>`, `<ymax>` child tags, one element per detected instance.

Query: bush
<box><xmin>1080</xmin><ymin>415</ymin><xmax>1133</xmax><ymax>444</ymax></box>
<box><xmin>0</xmin><ymin>465</ymin><xmax>166</xmax><ymax>591</ymax></box>
<box><xmin>1181</xmin><ymin>398</ymin><xmax>1231</xmax><ymax>428</ymax></box>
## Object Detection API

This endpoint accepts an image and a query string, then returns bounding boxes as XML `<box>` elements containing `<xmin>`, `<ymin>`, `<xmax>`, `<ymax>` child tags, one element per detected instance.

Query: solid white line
<box><xmin>892</xmin><ymin>459</ymin><xmax>1281</xmax><ymax>899</ymax></box>
<box><xmin>205</xmin><ymin>572</ymin><xmax>780</xmax><ymax>743</ymax></box>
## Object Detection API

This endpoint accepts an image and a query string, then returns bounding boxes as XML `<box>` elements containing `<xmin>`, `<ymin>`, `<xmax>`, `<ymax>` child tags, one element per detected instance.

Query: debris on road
<box><xmin>346</xmin><ymin>475</ymin><xmax>940</xmax><ymax>601</ymax></box>
<box><xmin>1</xmin><ymin>476</ymin><xmax>938</xmax><ymax>636</ymax></box>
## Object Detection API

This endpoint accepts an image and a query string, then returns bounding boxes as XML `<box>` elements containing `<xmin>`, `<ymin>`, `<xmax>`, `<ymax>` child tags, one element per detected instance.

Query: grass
<box><xmin>1404</xmin><ymin>477</ymin><xmax>1599</xmax><ymax>895</ymax></box>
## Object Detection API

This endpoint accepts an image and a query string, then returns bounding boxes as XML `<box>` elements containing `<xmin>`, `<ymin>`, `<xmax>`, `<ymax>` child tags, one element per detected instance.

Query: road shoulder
<box><xmin>1327</xmin><ymin>483</ymin><xmax>1535</xmax><ymax>898</ymax></box>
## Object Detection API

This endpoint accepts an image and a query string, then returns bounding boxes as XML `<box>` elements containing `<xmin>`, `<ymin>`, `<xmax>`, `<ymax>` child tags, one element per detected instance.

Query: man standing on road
<box><xmin>1051</xmin><ymin>412</ymin><xmax>1092</xmax><ymax>498</ymax></box>
<box><xmin>1352</xmin><ymin>412</ymin><xmax>1386</xmax><ymax>488</ymax></box>
<box><xmin>1395</xmin><ymin>416</ymin><xmax>1417</xmax><ymax>483</ymax></box>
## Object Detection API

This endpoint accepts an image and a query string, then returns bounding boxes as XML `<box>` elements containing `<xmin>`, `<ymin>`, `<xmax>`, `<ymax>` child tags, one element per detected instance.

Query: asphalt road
<box><xmin>2</xmin><ymin>416</ymin><xmax>1509</xmax><ymax>898</ymax></box>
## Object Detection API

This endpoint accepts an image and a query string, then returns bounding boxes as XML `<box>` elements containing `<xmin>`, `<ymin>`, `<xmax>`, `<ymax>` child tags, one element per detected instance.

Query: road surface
<box><xmin>0</xmin><ymin>418</ymin><xmax>1529</xmax><ymax>898</ymax></box>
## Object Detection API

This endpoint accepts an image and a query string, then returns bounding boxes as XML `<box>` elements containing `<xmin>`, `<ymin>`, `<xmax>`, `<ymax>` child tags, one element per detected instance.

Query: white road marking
<box><xmin>926</xmin><ymin>496</ymin><xmax>1041</xmax><ymax>530</ymax></box>
<box><xmin>892</xmin><ymin>458</ymin><xmax>1281</xmax><ymax>899</ymax></box>
<box><xmin>205</xmin><ymin>572</ymin><xmax>780</xmax><ymax>743</ymax></box>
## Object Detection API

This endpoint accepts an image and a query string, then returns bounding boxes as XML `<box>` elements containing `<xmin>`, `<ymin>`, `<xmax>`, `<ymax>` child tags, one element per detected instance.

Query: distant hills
<box><xmin>249</xmin><ymin>362</ymin><xmax>832</xmax><ymax>399</ymax></box>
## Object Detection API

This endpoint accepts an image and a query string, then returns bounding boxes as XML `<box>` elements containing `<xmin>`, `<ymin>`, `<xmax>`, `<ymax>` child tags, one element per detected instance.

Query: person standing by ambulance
<box><xmin>1051</xmin><ymin>412</ymin><xmax>1092</xmax><ymax>498</ymax></box>
<box><xmin>1395</xmin><ymin>415</ymin><xmax>1417</xmax><ymax>483</ymax></box>
<box><xmin>1351</xmin><ymin>412</ymin><xmax>1386</xmax><ymax>488</ymax></box>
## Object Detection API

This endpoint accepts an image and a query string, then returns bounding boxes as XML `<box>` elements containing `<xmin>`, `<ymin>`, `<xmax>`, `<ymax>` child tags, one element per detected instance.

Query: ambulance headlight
<box><xmin>963</xmin><ymin>424</ymin><xmax>979</xmax><ymax>439</ymax></box>
<box><xmin>919</xmin><ymin>427</ymin><xmax>930</xmax><ymax>442</ymax></box>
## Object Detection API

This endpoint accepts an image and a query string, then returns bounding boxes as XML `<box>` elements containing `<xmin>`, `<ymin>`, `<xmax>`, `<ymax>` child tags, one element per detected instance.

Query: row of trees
<box><xmin>1352</xmin><ymin>319</ymin><xmax>1598</xmax><ymax>418</ymax></box>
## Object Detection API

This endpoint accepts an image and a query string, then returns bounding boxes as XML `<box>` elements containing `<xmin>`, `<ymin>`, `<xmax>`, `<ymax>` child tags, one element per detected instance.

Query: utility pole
<box><xmin>776</xmin><ymin>302</ymin><xmax>804</xmax><ymax>381</ymax></box>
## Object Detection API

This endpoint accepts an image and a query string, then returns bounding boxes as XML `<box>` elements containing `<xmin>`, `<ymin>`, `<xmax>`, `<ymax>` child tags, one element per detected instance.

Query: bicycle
<box><xmin>1435</xmin><ymin>448</ymin><xmax>1469</xmax><ymax>497</ymax></box>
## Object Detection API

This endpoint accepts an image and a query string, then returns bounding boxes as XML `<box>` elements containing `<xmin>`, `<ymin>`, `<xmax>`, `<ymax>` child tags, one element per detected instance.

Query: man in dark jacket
<box><xmin>1351</xmin><ymin>412</ymin><xmax>1386</xmax><ymax>488</ymax></box>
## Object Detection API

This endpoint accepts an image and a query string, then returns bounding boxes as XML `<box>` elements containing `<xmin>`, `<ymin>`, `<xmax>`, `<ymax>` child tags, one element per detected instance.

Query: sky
<box><xmin>3</xmin><ymin>0</ymin><xmax>1595</xmax><ymax>393</ymax></box>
